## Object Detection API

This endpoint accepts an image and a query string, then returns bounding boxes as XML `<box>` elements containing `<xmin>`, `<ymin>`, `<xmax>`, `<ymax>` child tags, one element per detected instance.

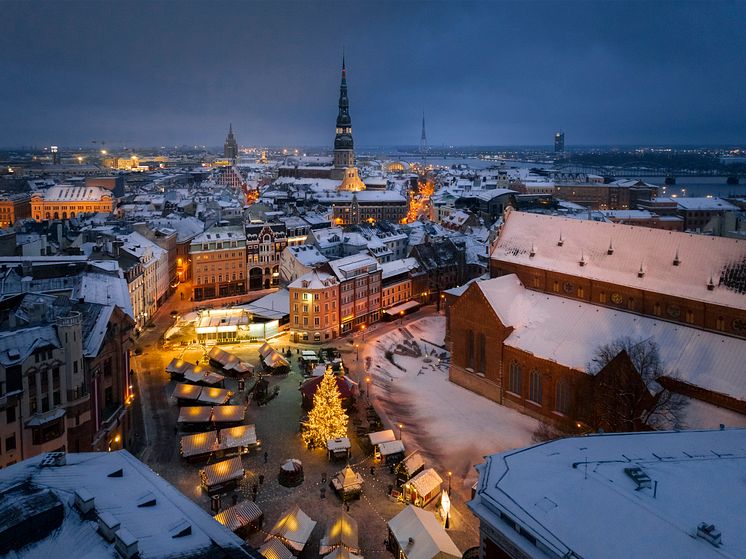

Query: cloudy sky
<box><xmin>1</xmin><ymin>0</ymin><xmax>744</xmax><ymax>148</ymax></box>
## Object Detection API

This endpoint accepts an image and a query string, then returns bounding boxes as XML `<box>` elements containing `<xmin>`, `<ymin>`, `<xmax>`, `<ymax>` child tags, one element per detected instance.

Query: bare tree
<box><xmin>587</xmin><ymin>337</ymin><xmax>687</xmax><ymax>432</ymax></box>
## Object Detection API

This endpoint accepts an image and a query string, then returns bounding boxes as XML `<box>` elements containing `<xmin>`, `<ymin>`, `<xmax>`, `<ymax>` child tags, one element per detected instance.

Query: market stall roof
<box><xmin>324</xmin><ymin>548</ymin><xmax>363</xmax><ymax>559</ymax></box>
<box><xmin>258</xmin><ymin>342</ymin><xmax>273</xmax><ymax>358</ymax></box>
<box><xmin>387</xmin><ymin>506</ymin><xmax>461</xmax><ymax>559</ymax></box>
<box><xmin>259</xmin><ymin>537</ymin><xmax>294</xmax><ymax>559</ymax></box>
<box><xmin>184</xmin><ymin>366</ymin><xmax>225</xmax><ymax>386</ymax></box>
<box><xmin>319</xmin><ymin>511</ymin><xmax>359</xmax><ymax>555</ymax></box>
<box><xmin>379</xmin><ymin>440</ymin><xmax>406</xmax><ymax>457</ymax></box>
<box><xmin>368</xmin><ymin>430</ymin><xmax>396</xmax><ymax>446</ymax></box>
<box><xmin>211</xmin><ymin>405</ymin><xmax>246</xmax><ymax>423</ymax></box>
<box><xmin>301</xmin><ymin>350</ymin><xmax>319</xmax><ymax>360</ymax></box>
<box><xmin>400</xmin><ymin>452</ymin><xmax>426</xmax><ymax>476</ymax></box>
<box><xmin>280</xmin><ymin>459</ymin><xmax>303</xmax><ymax>473</ymax></box>
<box><xmin>166</xmin><ymin>358</ymin><xmax>192</xmax><ymax>376</ymax></box>
<box><xmin>208</xmin><ymin>346</ymin><xmax>254</xmax><ymax>374</ymax></box>
<box><xmin>178</xmin><ymin>406</ymin><xmax>213</xmax><ymax>424</ymax></box>
<box><xmin>265</xmin><ymin>505</ymin><xmax>317</xmax><ymax>552</ymax></box>
<box><xmin>332</xmin><ymin>466</ymin><xmax>363</xmax><ymax>493</ymax></box>
<box><xmin>172</xmin><ymin>382</ymin><xmax>201</xmax><ymax>401</ymax></box>
<box><xmin>199</xmin><ymin>457</ymin><xmax>244</xmax><ymax>488</ymax></box>
<box><xmin>221</xmin><ymin>425</ymin><xmax>257</xmax><ymax>448</ymax></box>
<box><xmin>327</xmin><ymin>437</ymin><xmax>351</xmax><ymax>452</ymax></box>
<box><xmin>180</xmin><ymin>431</ymin><xmax>220</xmax><ymax>458</ymax></box>
<box><xmin>408</xmin><ymin>468</ymin><xmax>443</xmax><ymax>497</ymax></box>
<box><xmin>264</xmin><ymin>350</ymin><xmax>289</xmax><ymax>368</ymax></box>
<box><xmin>214</xmin><ymin>500</ymin><xmax>263</xmax><ymax>533</ymax></box>
<box><xmin>198</xmin><ymin>387</ymin><xmax>233</xmax><ymax>405</ymax></box>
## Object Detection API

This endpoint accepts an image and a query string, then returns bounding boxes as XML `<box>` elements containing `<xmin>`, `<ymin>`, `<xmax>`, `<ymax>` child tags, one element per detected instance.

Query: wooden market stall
<box><xmin>331</xmin><ymin>465</ymin><xmax>363</xmax><ymax>502</ymax></box>
<box><xmin>172</xmin><ymin>383</ymin><xmax>233</xmax><ymax>406</ymax></box>
<box><xmin>265</xmin><ymin>505</ymin><xmax>317</xmax><ymax>555</ymax></box>
<box><xmin>378</xmin><ymin>440</ymin><xmax>406</xmax><ymax>466</ymax></box>
<box><xmin>319</xmin><ymin>511</ymin><xmax>360</xmax><ymax>555</ymax></box>
<box><xmin>403</xmin><ymin>468</ymin><xmax>443</xmax><ymax>507</ymax></box>
<box><xmin>181</xmin><ymin>425</ymin><xmax>257</xmax><ymax>462</ymax></box>
<box><xmin>278</xmin><ymin>459</ymin><xmax>304</xmax><ymax>487</ymax></box>
<box><xmin>259</xmin><ymin>538</ymin><xmax>294</xmax><ymax>559</ymax></box>
<box><xmin>395</xmin><ymin>451</ymin><xmax>426</xmax><ymax>487</ymax></box>
<box><xmin>326</xmin><ymin>437</ymin><xmax>352</xmax><ymax>461</ymax></box>
<box><xmin>208</xmin><ymin>346</ymin><xmax>254</xmax><ymax>377</ymax></box>
<box><xmin>387</xmin><ymin>506</ymin><xmax>460</xmax><ymax>559</ymax></box>
<box><xmin>166</xmin><ymin>358</ymin><xmax>224</xmax><ymax>385</ymax></box>
<box><xmin>177</xmin><ymin>405</ymin><xmax>246</xmax><ymax>431</ymax></box>
<box><xmin>214</xmin><ymin>500</ymin><xmax>264</xmax><ymax>538</ymax></box>
<box><xmin>199</xmin><ymin>456</ymin><xmax>244</xmax><ymax>494</ymax></box>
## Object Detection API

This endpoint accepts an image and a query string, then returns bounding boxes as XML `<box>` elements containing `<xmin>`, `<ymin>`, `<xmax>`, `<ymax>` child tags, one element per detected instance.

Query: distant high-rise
<box><xmin>331</xmin><ymin>55</ymin><xmax>354</xmax><ymax>180</ymax></box>
<box><xmin>223</xmin><ymin>124</ymin><xmax>238</xmax><ymax>160</ymax></box>
<box><xmin>554</xmin><ymin>131</ymin><xmax>565</xmax><ymax>154</ymax></box>
<box><xmin>420</xmin><ymin>112</ymin><xmax>428</xmax><ymax>162</ymax></box>
<box><xmin>51</xmin><ymin>145</ymin><xmax>60</xmax><ymax>165</ymax></box>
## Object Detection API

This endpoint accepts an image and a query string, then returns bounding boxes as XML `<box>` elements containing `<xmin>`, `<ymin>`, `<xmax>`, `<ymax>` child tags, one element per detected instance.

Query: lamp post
<box><xmin>399</xmin><ymin>311</ymin><xmax>404</xmax><ymax>325</ymax></box>
<box><xmin>365</xmin><ymin>376</ymin><xmax>371</xmax><ymax>401</ymax></box>
<box><xmin>356</xmin><ymin>344</ymin><xmax>360</xmax><ymax>362</ymax></box>
<box><xmin>448</xmin><ymin>471</ymin><xmax>452</xmax><ymax>495</ymax></box>
<box><xmin>361</xmin><ymin>324</ymin><xmax>366</xmax><ymax>342</ymax></box>
<box><xmin>398</xmin><ymin>423</ymin><xmax>404</xmax><ymax>440</ymax></box>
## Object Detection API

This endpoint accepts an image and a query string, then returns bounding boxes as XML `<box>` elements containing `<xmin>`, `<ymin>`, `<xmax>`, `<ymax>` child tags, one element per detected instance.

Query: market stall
<box><xmin>330</xmin><ymin>465</ymin><xmax>363</xmax><ymax>502</ymax></box>
<box><xmin>319</xmin><ymin>511</ymin><xmax>359</xmax><ymax>555</ymax></box>
<box><xmin>278</xmin><ymin>459</ymin><xmax>304</xmax><ymax>487</ymax></box>
<box><xmin>403</xmin><ymin>468</ymin><xmax>443</xmax><ymax>507</ymax></box>
<box><xmin>327</xmin><ymin>437</ymin><xmax>352</xmax><ymax>461</ymax></box>
<box><xmin>199</xmin><ymin>456</ymin><xmax>244</xmax><ymax>494</ymax></box>
<box><xmin>214</xmin><ymin>500</ymin><xmax>263</xmax><ymax>538</ymax></box>
<box><xmin>378</xmin><ymin>440</ymin><xmax>406</xmax><ymax>466</ymax></box>
<box><xmin>395</xmin><ymin>451</ymin><xmax>426</xmax><ymax>487</ymax></box>
<box><xmin>259</xmin><ymin>538</ymin><xmax>294</xmax><ymax>559</ymax></box>
<box><xmin>265</xmin><ymin>505</ymin><xmax>317</xmax><ymax>554</ymax></box>
<box><xmin>208</xmin><ymin>346</ymin><xmax>254</xmax><ymax>377</ymax></box>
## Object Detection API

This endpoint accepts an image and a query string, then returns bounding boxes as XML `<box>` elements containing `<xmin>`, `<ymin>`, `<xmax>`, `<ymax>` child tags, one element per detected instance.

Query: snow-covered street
<box><xmin>363</xmin><ymin>315</ymin><xmax>541</xmax><ymax>493</ymax></box>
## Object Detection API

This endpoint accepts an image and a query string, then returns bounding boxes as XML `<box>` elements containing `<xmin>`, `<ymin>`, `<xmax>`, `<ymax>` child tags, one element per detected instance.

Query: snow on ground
<box><xmin>365</xmin><ymin>315</ymin><xmax>540</xmax><ymax>494</ymax></box>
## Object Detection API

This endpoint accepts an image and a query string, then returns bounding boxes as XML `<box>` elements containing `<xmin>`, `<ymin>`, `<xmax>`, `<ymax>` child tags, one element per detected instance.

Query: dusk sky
<box><xmin>2</xmin><ymin>0</ymin><xmax>745</xmax><ymax>148</ymax></box>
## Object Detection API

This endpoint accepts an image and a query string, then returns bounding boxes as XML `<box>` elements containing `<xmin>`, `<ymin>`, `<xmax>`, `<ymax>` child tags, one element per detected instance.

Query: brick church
<box><xmin>448</xmin><ymin>209</ymin><xmax>746</xmax><ymax>429</ymax></box>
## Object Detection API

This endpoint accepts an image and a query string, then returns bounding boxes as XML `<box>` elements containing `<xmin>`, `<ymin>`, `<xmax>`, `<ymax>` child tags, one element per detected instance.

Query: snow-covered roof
<box><xmin>470</xmin><ymin>428</ymin><xmax>746</xmax><ymax>559</ymax></box>
<box><xmin>0</xmin><ymin>325</ymin><xmax>59</xmax><ymax>366</ymax></box>
<box><xmin>265</xmin><ymin>505</ymin><xmax>316</xmax><ymax>552</ymax></box>
<box><xmin>288</xmin><ymin>270</ymin><xmax>338</xmax><ymax>290</ymax></box>
<box><xmin>475</xmin><ymin>274</ymin><xmax>746</xmax><ymax>400</ymax></box>
<box><xmin>327</xmin><ymin>253</ymin><xmax>379</xmax><ymax>282</ymax></box>
<box><xmin>492</xmin><ymin>210</ymin><xmax>746</xmax><ymax>310</ymax></box>
<box><xmin>387</xmin><ymin>506</ymin><xmax>460</xmax><ymax>559</ymax></box>
<box><xmin>673</xmin><ymin>197</ymin><xmax>738</xmax><ymax>211</ymax></box>
<box><xmin>319</xmin><ymin>511</ymin><xmax>359</xmax><ymax>554</ymax></box>
<box><xmin>36</xmin><ymin>184</ymin><xmax>112</xmax><ymax>201</ymax></box>
<box><xmin>0</xmin><ymin>450</ymin><xmax>252</xmax><ymax>558</ymax></box>
<box><xmin>286</xmin><ymin>245</ymin><xmax>328</xmax><ymax>267</ymax></box>
<box><xmin>407</xmin><ymin>468</ymin><xmax>443</xmax><ymax>497</ymax></box>
<box><xmin>380</xmin><ymin>257</ymin><xmax>419</xmax><ymax>280</ymax></box>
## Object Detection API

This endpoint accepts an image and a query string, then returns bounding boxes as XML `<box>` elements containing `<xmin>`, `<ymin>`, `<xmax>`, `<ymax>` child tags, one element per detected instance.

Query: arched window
<box><xmin>529</xmin><ymin>370</ymin><xmax>543</xmax><ymax>404</ymax></box>
<box><xmin>466</xmin><ymin>330</ymin><xmax>475</xmax><ymax>370</ymax></box>
<box><xmin>477</xmin><ymin>333</ymin><xmax>486</xmax><ymax>374</ymax></box>
<box><xmin>555</xmin><ymin>381</ymin><xmax>570</xmax><ymax>414</ymax></box>
<box><xmin>508</xmin><ymin>362</ymin><xmax>522</xmax><ymax>395</ymax></box>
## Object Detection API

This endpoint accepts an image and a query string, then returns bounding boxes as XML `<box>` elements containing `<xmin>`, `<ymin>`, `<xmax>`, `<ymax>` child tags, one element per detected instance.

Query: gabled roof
<box><xmin>492</xmin><ymin>210</ymin><xmax>746</xmax><ymax>309</ymax></box>
<box><xmin>387</xmin><ymin>506</ymin><xmax>460</xmax><ymax>559</ymax></box>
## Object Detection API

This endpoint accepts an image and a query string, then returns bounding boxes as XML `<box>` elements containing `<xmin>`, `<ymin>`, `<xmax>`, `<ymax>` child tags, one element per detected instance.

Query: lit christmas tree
<box><xmin>302</xmin><ymin>372</ymin><xmax>348</xmax><ymax>448</ymax></box>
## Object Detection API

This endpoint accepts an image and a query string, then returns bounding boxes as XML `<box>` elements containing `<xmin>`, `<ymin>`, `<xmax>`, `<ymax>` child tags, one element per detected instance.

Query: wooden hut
<box><xmin>214</xmin><ymin>500</ymin><xmax>263</xmax><ymax>538</ymax></box>
<box><xmin>403</xmin><ymin>468</ymin><xmax>443</xmax><ymax>507</ymax></box>
<box><xmin>331</xmin><ymin>465</ymin><xmax>363</xmax><ymax>502</ymax></box>
<box><xmin>327</xmin><ymin>437</ymin><xmax>352</xmax><ymax>461</ymax></box>
<box><xmin>320</xmin><ymin>511</ymin><xmax>360</xmax><ymax>555</ymax></box>
<box><xmin>265</xmin><ymin>505</ymin><xmax>316</xmax><ymax>555</ymax></box>
<box><xmin>199</xmin><ymin>457</ymin><xmax>244</xmax><ymax>494</ymax></box>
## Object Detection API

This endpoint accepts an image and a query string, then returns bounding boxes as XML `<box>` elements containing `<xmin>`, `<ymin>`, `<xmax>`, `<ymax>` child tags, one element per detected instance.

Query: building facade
<box><xmin>246</xmin><ymin>223</ymin><xmax>287</xmax><ymax>290</ymax></box>
<box><xmin>288</xmin><ymin>270</ymin><xmax>340</xmax><ymax>343</ymax></box>
<box><xmin>190</xmin><ymin>226</ymin><xmax>247</xmax><ymax>301</ymax></box>
<box><xmin>490</xmin><ymin>209</ymin><xmax>746</xmax><ymax>339</ymax></box>
<box><xmin>31</xmin><ymin>185</ymin><xmax>114</xmax><ymax>221</ymax></box>
<box><xmin>0</xmin><ymin>194</ymin><xmax>31</xmax><ymax>228</ymax></box>
<box><xmin>325</xmin><ymin>253</ymin><xmax>382</xmax><ymax>334</ymax></box>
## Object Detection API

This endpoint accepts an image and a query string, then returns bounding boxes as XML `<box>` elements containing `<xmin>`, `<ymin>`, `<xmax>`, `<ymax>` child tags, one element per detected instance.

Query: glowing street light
<box><xmin>397</xmin><ymin>423</ymin><xmax>404</xmax><ymax>439</ymax></box>
<box><xmin>355</xmin><ymin>343</ymin><xmax>360</xmax><ymax>362</ymax></box>
<box><xmin>448</xmin><ymin>471</ymin><xmax>452</xmax><ymax>495</ymax></box>
<box><xmin>365</xmin><ymin>376</ymin><xmax>371</xmax><ymax>400</ymax></box>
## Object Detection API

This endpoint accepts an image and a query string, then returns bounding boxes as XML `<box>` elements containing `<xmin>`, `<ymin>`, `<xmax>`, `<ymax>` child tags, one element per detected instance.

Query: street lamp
<box><xmin>365</xmin><ymin>376</ymin><xmax>371</xmax><ymax>400</ymax></box>
<box><xmin>399</xmin><ymin>311</ymin><xmax>404</xmax><ymax>325</ymax></box>
<box><xmin>361</xmin><ymin>324</ymin><xmax>366</xmax><ymax>341</ymax></box>
<box><xmin>398</xmin><ymin>423</ymin><xmax>404</xmax><ymax>440</ymax></box>
<box><xmin>448</xmin><ymin>471</ymin><xmax>452</xmax><ymax>495</ymax></box>
<box><xmin>356</xmin><ymin>344</ymin><xmax>360</xmax><ymax>362</ymax></box>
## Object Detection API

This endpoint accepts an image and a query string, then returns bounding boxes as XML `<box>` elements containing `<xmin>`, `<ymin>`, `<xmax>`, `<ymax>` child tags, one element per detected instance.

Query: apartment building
<box><xmin>190</xmin><ymin>226</ymin><xmax>247</xmax><ymax>301</ymax></box>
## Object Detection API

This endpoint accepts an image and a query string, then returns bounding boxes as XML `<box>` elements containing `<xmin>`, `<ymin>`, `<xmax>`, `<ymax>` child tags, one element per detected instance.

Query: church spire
<box><xmin>332</xmin><ymin>53</ymin><xmax>354</xmax><ymax>177</ymax></box>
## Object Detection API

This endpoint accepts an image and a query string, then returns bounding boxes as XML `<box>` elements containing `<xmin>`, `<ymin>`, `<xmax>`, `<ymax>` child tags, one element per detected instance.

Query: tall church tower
<box><xmin>331</xmin><ymin>56</ymin><xmax>354</xmax><ymax>180</ymax></box>
<box><xmin>224</xmin><ymin>123</ymin><xmax>239</xmax><ymax>160</ymax></box>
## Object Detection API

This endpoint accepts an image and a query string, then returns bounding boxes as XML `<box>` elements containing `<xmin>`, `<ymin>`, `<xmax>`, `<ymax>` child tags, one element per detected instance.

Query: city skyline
<box><xmin>2</xmin><ymin>0</ymin><xmax>745</xmax><ymax>148</ymax></box>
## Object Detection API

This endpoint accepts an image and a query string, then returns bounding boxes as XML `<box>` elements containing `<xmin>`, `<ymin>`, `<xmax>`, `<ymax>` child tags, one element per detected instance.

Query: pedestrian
<box><xmin>263</xmin><ymin>451</ymin><xmax>268</xmax><ymax>464</ymax></box>
<box><xmin>259</xmin><ymin>474</ymin><xmax>264</xmax><ymax>485</ymax></box>
<box><xmin>370</xmin><ymin>466</ymin><xmax>375</xmax><ymax>477</ymax></box>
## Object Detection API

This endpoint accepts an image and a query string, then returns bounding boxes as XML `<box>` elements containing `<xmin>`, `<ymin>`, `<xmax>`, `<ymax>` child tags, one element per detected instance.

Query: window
<box><xmin>555</xmin><ymin>381</ymin><xmax>570</xmax><ymax>414</ymax></box>
<box><xmin>5</xmin><ymin>434</ymin><xmax>16</xmax><ymax>451</ymax></box>
<box><xmin>552</xmin><ymin>281</ymin><xmax>559</xmax><ymax>293</ymax></box>
<box><xmin>466</xmin><ymin>330</ymin><xmax>475</xmax><ymax>370</ymax></box>
<box><xmin>477</xmin><ymin>333</ymin><xmax>486</xmax><ymax>374</ymax></box>
<box><xmin>717</xmin><ymin>316</ymin><xmax>725</xmax><ymax>331</ymax></box>
<box><xmin>508</xmin><ymin>362</ymin><xmax>522</xmax><ymax>395</ymax></box>
<box><xmin>686</xmin><ymin>310</ymin><xmax>695</xmax><ymax>324</ymax></box>
<box><xmin>529</xmin><ymin>370</ymin><xmax>543</xmax><ymax>404</ymax></box>
<box><xmin>6</xmin><ymin>406</ymin><xmax>16</xmax><ymax>424</ymax></box>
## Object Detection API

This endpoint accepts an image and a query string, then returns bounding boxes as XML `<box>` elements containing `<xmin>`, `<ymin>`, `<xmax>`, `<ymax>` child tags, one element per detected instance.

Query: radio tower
<box><xmin>419</xmin><ymin>111</ymin><xmax>428</xmax><ymax>166</ymax></box>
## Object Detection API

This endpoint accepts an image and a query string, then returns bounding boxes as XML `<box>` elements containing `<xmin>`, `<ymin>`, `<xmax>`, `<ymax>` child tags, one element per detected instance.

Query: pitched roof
<box><xmin>492</xmin><ymin>210</ymin><xmax>746</xmax><ymax>309</ymax></box>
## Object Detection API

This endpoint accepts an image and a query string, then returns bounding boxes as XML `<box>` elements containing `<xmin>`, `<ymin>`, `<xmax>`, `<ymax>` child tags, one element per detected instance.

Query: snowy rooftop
<box><xmin>0</xmin><ymin>450</ymin><xmax>255</xmax><ymax>558</ymax></box>
<box><xmin>327</xmin><ymin>253</ymin><xmax>379</xmax><ymax>281</ymax></box>
<box><xmin>475</xmin><ymin>274</ymin><xmax>746</xmax><ymax>401</ymax></box>
<box><xmin>470</xmin><ymin>428</ymin><xmax>746</xmax><ymax>559</ymax></box>
<box><xmin>288</xmin><ymin>270</ymin><xmax>338</xmax><ymax>290</ymax></box>
<box><xmin>380</xmin><ymin>257</ymin><xmax>419</xmax><ymax>280</ymax></box>
<box><xmin>239</xmin><ymin>288</ymin><xmax>291</xmax><ymax>319</ymax></box>
<box><xmin>492</xmin><ymin>210</ymin><xmax>746</xmax><ymax>310</ymax></box>
<box><xmin>672</xmin><ymin>197</ymin><xmax>738</xmax><ymax>211</ymax></box>
<box><xmin>36</xmin><ymin>184</ymin><xmax>112</xmax><ymax>202</ymax></box>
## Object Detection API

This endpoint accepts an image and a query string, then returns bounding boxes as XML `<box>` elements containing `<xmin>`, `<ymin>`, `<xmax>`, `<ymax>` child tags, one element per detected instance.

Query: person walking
<box><xmin>263</xmin><ymin>451</ymin><xmax>268</xmax><ymax>464</ymax></box>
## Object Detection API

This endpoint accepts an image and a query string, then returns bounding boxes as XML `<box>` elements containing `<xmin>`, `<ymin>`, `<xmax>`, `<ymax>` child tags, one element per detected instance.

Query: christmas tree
<box><xmin>302</xmin><ymin>372</ymin><xmax>348</xmax><ymax>448</ymax></box>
